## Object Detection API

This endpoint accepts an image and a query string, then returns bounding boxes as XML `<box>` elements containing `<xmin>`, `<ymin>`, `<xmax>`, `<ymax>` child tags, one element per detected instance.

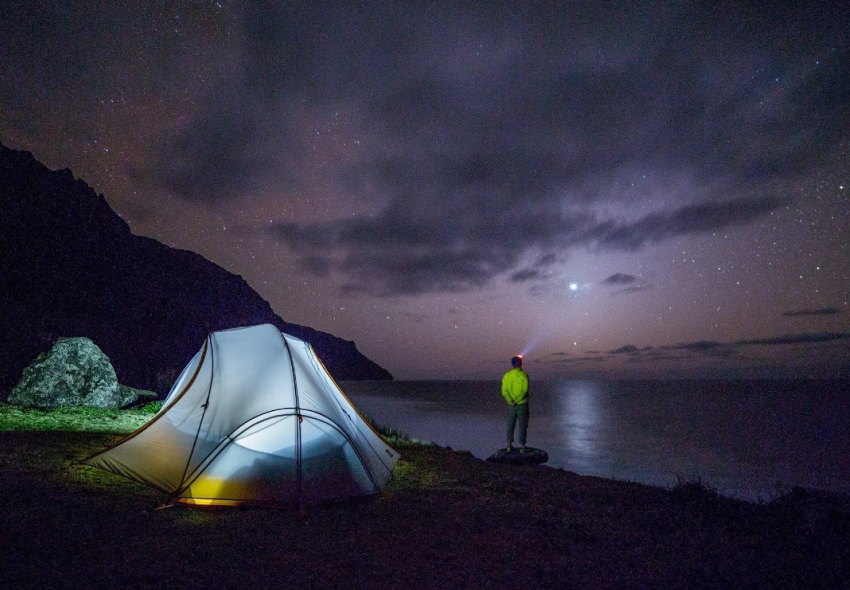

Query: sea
<box><xmin>343</xmin><ymin>379</ymin><xmax>850</xmax><ymax>501</ymax></box>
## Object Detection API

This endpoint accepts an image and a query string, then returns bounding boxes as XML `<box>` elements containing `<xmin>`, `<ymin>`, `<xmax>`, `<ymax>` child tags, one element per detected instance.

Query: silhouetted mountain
<box><xmin>0</xmin><ymin>142</ymin><xmax>392</xmax><ymax>397</ymax></box>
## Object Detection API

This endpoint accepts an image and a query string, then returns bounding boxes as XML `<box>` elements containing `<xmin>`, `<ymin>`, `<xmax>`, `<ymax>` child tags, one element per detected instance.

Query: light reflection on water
<box><xmin>557</xmin><ymin>381</ymin><xmax>602</xmax><ymax>470</ymax></box>
<box><xmin>343</xmin><ymin>379</ymin><xmax>850</xmax><ymax>501</ymax></box>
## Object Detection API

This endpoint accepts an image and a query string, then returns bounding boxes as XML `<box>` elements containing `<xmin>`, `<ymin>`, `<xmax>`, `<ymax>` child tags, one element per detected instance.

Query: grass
<box><xmin>0</xmin><ymin>401</ymin><xmax>162</xmax><ymax>432</ymax></box>
<box><xmin>2</xmin><ymin>406</ymin><xmax>849</xmax><ymax>589</ymax></box>
<box><xmin>670</xmin><ymin>474</ymin><xmax>723</xmax><ymax>500</ymax></box>
<box><xmin>363</xmin><ymin>413</ymin><xmax>431</xmax><ymax>446</ymax></box>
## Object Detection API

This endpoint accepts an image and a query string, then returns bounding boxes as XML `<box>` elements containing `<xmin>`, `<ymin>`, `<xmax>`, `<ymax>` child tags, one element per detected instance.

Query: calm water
<box><xmin>343</xmin><ymin>379</ymin><xmax>850</xmax><ymax>501</ymax></box>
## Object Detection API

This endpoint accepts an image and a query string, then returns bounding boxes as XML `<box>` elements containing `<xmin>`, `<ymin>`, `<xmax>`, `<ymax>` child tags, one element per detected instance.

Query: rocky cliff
<box><xmin>0</xmin><ymin>142</ymin><xmax>392</xmax><ymax>397</ymax></box>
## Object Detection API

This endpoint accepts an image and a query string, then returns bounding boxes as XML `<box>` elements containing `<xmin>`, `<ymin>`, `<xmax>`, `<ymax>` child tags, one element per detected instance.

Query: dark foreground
<box><xmin>2</xmin><ymin>431</ymin><xmax>849</xmax><ymax>589</ymax></box>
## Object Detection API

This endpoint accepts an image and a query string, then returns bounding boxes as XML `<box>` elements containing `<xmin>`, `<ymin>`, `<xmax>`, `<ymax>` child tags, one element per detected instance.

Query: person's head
<box><xmin>511</xmin><ymin>355</ymin><xmax>522</xmax><ymax>368</ymax></box>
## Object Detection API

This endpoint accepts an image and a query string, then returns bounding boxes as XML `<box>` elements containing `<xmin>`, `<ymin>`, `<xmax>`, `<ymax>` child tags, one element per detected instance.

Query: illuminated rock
<box><xmin>8</xmin><ymin>337</ymin><xmax>153</xmax><ymax>408</ymax></box>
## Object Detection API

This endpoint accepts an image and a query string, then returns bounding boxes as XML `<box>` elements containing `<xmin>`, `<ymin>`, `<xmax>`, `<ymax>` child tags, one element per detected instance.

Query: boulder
<box><xmin>117</xmin><ymin>384</ymin><xmax>159</xmax><ymax>408</ymax></box>
<box><xmin>486</xmin><ymin>447</ymin><xmax>549</xmax><ymax>465</ymax></box>
<box><xmin>8</xmin><ymin>338</ymin><xmax>150</xmax><ymax>409</ymax></box>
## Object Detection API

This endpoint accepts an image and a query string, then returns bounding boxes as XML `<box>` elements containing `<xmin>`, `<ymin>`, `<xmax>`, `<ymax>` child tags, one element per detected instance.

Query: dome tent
<box><xmin>84</xmin><ymin>324</ymin><xmax>399</xmax><ymax>505</ymax></box>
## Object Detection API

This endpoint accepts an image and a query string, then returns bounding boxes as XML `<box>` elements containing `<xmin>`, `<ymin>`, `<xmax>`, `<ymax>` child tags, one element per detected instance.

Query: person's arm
<box><xmin>502</xmin><ymin>378</ymin><xmax>517</xmax><ymax>405</ymax></box>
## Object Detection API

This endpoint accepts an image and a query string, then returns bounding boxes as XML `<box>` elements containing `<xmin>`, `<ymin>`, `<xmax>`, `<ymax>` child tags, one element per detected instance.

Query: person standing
<box><xmin>502</xmin><ymin>355</ymin><xmax>529</xmax><ymax>452</ymax></box>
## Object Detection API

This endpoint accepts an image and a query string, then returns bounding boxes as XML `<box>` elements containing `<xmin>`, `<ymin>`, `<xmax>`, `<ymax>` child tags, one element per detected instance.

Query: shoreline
<box><xmin>346</xmin><ymin>378</ymin><xmax>850</xmax><ymax>504</ymax></box>
<box><xmin>2</xmin><ymin>428</ymin><xmax>849</xmax><ymax>588</ymax></box>
<box><xmin>3</xmin><ymin>400</ymin><xmax>847</xmax><ymax>502</ymax></box>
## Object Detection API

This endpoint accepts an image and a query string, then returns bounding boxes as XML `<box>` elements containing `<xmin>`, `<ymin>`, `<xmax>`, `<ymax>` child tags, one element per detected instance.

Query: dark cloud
<box><xmin>510</xmin><ymin>269</ymin><xmax>541</xmax><ymax>283</ymax></box>
<box><xmin>613</xmin><ymin>285</ymin><xmax>653</xmax><ymax>296</ymax></box>
<box><xmin>626</xmin><ymin>352</ymin><xmax>690</xmax><ymax>364</ymax></box>
<box><xmin>602</xmin><ymin>273</ymin><xmax>638</xmax><ymax>285</ymax></box>
<box><xmin>610</xmin><ymin>345</ymin><xmax>640</xmax><ymax>354</ymax></box>
<box><xmin>602</xmin><ymin>273</ymin><xmax>652</xmax><ymax>297</ymax></box>
<box><xmin>668</xmin><ymin>340</ymin><xmax>725</xmax><ymax>351</ymax></box>
<box><xmin>121</xmin><ymin>2</ymin><xmax>839</xmax><ymax>289</ymax></box>
<box><xmin>667</xmin><ymin>340</ymin><xmax>741</xmax><ymax>358</ymax></box>
<box><xmin>131</xmin><ymin>97</ymin><xmax>286</xmax><ymax>202</ymax></box>
<box><xmin>590</xmin><ymin>196</ymin><xmax>788</xmax><ymax>252</ymax></box>
<box><xmin>606</xmin><ymin>331</ymin><xmax>850</xmax><ymax>370</ymax></box>
<box><xmin>298</xmin><ymin>255</ymin><xmax>333</xmax><ymax>277</ymax></box>
<box><xmin>511</xmin><ymin>254</ymin><xmax>561</xmax><ymax>284</ymax></box>
<box><xmin>736</xmin><ymin>332</ymin><xmax>850</xmax><ymax>346</ymax></box>
<box><xmin>270</xmin><ymin>196</ymin><xmax>786</xmax><ymax>296</ymax></box>
<box><xmin>3</xmin><ymin>1</ymin><xmax>849</xmax><ymax>380</ymax></box>
<box><xmin>607</xmin><ymin>333</ymin><xmax>850</xmax><ymax>363</ymax></box>
<box><xmin>665</xmin><ymin>334</ymin><xmax>850</xmax><ymax>355</ymax></box>
<box><xmin>783</xmin><ymin>307</ymin><xmax>841</xmax><ymax>317</ymax></box>
<box><xmin>127</xmin><ymin>3</ymin><xmax>323</xmax><ymax>202</ymax></box>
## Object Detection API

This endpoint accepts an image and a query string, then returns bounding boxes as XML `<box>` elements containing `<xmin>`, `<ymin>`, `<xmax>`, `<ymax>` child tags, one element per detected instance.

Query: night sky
<box><xmin>2</xmin><ymin>1</ymin><xmax>848</xmax><ymax>379</ymax></box>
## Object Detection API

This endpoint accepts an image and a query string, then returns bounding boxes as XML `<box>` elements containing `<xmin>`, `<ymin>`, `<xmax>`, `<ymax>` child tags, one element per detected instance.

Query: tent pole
<box><xmin>280</xmin><ymin>332</ymin><xmax>302</xmax><ymax>504</ymax></box>
<box><xmin>177</xmin><ymin>334</ymin><xmax>216</xmax><ymax>497</ymax></box>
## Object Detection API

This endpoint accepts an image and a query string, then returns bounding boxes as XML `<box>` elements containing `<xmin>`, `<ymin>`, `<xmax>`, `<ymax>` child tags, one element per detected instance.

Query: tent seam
<box><xmin>307</xmin><ymin>343</ymin><xmax>399</xmax><ymax>474</ymax></box>
<box><xmin>175</xmin><ymin>333</ymin><xmax>216</xmax><ymax>497</ymax></box>
<box><xmin>279</xmin><ymin>331</ymin><xmax>303</xmax><ymax>504</ymax></box>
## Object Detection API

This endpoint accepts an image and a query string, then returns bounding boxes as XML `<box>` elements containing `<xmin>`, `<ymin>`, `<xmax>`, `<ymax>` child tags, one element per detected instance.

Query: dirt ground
<box><xmin>1</xmin><ymin>430</ymin><xmax>849</xmax><ymax>589</ymax></box>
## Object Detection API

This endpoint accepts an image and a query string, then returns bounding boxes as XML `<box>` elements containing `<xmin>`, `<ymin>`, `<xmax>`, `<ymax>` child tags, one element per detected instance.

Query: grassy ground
<box><xmin>1</xmin><ymin>405</ymin><xmax>849</xmax><ymax>589</ymax></box>
<box><xmin>0</xmin><ymin>402</ymin><xmax>162</xmax><ymax>432</ymax></box>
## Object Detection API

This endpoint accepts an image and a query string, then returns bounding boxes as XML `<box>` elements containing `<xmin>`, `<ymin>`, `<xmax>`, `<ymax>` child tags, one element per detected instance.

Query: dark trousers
<box><xmin>506</xmin><ymin>403</ymin><xmax>529</xmax><ymax>446</ymax></box>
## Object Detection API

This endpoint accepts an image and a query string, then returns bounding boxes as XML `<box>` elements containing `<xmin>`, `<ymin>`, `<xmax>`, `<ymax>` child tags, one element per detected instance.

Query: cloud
<box><xmin>128</xmin><ymin>3</ymin><xmax>320</xmax><ymax>202</ymax></box>
<box><xmin>543</xmin><ymin>355</ymin><xmax>609</xmax><ymax>365</ymax></box>
<box><xmin>510</xmin><ymin>269</ymin><xmax>541</xmax><ymax>283</ymax></box>
<box><xmin>605</xmin><ymin>333</ymin><xmax>850</xmax><ymax>364</ymax></box>
<box><xmin>116</xmin><ymin>2</ymin><xmax>844</xmax><ymax>293</ymax></box>
<box><xmin>602</xmin><ymin>273</ymin><xmax>638</xmax><ymax>285</ymax></box>
<box><xmin>668</xmin><ymin>340</ymin><xmax>741</xmax><ymax>358</ymax></box>
<box><xmin>613</xmin><ymin>284</ymin><xmax>653</xmax><ymax>297</ymax></box>
<box><xmin>590</xmin><ymin>196</ymin><xmax>788</xmax><ymax>252</ymax></box>
<box><xmin>511</xmin><ymin>254</ymin><xmax>560</xmax><ymax>284</ymax></box>
<box><xmin>131</xmin><ymin>98</ymin><xmax>285</xmax><ymax>203</ymax></box>
<box><xmin>603</xmin><ymin>332</ymin><xmax>850</xmax><ymax>373</ymax></box>
<box><xmin>782</xmin><ymin>307</ymin><xmax>841</xmax><ymax>317</ymax></box>
<box><xmin>669</xmin><ymin>340</ymin><xmax>725</xmax><ymax>351</ymax></box>
<box><xmin>610</xmin><ymin>344</ymin><xmax>641</xmax><ymax>354</ymax></box>
<box><xmin>736</xmin><ymin>332</ymin><xmax>850</xmax><ymax>346</ymax></box>
<box><xmin>270</xmin><ymin>196</ymin><xmax>785</xmax><ymax>296</ymax></box>
<box><xmin>626</xmin><ymin>352</ymin><xmax>690</xmax><ymax>364</ymax></box>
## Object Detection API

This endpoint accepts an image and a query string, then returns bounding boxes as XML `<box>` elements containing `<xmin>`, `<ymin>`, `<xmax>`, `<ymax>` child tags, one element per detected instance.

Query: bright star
<box><xmin>569</xmin><ymin>283</ymin><xmax>578</xmax><ymax>291</ymax></box>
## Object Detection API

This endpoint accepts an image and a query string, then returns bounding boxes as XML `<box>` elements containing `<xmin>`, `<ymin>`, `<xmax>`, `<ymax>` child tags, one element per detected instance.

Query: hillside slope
<box><xmin>0</xmin><ymin>142</ymin><xmax>391</xmax><ymax>395</ymax></box>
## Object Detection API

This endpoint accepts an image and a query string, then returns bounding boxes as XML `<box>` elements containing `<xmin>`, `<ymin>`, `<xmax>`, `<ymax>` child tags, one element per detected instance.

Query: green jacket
<box><xmin>501</xmin><ymin>367</ymin><xmax>529</xmax><ymax>405</ymax></box>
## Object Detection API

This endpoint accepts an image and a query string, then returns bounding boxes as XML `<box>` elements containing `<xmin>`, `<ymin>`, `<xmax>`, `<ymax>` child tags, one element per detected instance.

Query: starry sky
<box><xmin>2</xmin><ymin>1</ymin><xmax>849</xmax><ymax>379</ymax></box>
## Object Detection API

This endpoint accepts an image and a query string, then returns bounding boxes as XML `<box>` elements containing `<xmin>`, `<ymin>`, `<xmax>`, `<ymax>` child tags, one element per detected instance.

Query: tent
<box><xmin>84</xmin><ymin>324</ymin><xmax>399</xmax><ymax>505</ymax></box>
